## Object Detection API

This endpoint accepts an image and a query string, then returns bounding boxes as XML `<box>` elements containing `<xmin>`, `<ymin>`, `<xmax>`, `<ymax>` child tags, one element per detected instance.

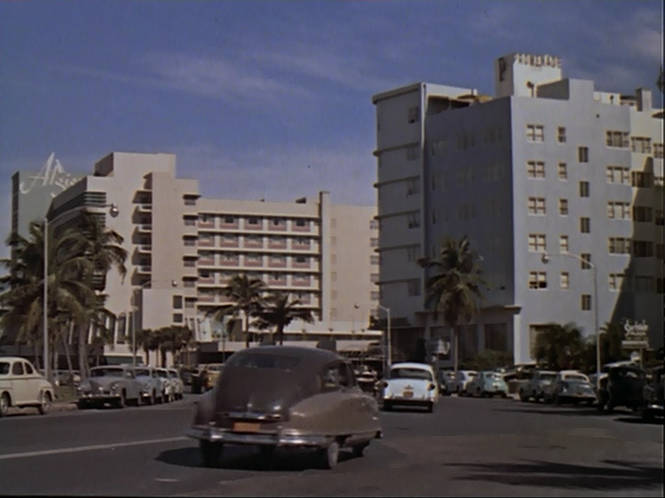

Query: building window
<box><xmin>184</xmin><ymin>237</ymin><xmax>196</xmax><ymax>247</ymax></box>
<box><xmin>581</xmin><ymin>294</ymin><xmax>591</xmax><ymax>311</ymax></box>
<box><xmin>371</xmin><ymin>273</ymin><xmax>379</xmax><ymax>283</ymax></box>
<box><xmin>558</xmin><ymin>162</ymin><xmax>568</xmax><ymax>180</ymax></box>
<box><xmin>407</xmin><ymin>213</ymin><xmax>420</xmax><ymax>228</ymax></box>
<box><xmin>371</xmin><ymin>291</ymin><xmax>380</xmax><ymax>300</ymax></box>
<box><xmin>579</xmin><ymin>181</ymin><xmax>590</xmax><ymax>197</ymax></box>
<box><xmin>559</xmin><ymin>235</ymin><xmax>569</xmax><ymax>253</ymax></box>
<box><xmin>526</xmin><ymin>124</ymin><xmax>544</xmax><ymax>142</ymax></box>
<box><xmin>406</xmin><ymin>178</ymin><xmax>419</xmax><ymax>196</ymax></box>
<box><xmin>527</xmin><ymin>161</ymin><xmax>545</xmax><ymax>178</ymax></box>
<box><xmin>184</xmin><ymin>217</ymin><xmax>196</xmax><ymax>226</ymax></box>
<box><xmin>580</xmin><ymin>253</ymin><xmax>592</xmax><ymax>270</ymax></box>
<box><xmin>608</xmin><ymin>237</ymin><xmax>632</xmax><ymax>254</ymax></box>
<box><xmin>609</xmin><ymin>273</ymin><xmax>624</xmax><ymax>291</ymax></box>
<box><xmin>605</xmin><ymin>130</ymin><xmax>629</xmax><ymax>148</ymax></box>
<box><xmin>370</xmin><ymin>255</ymin><xmax>380</xmax><ymax>265</ymax></box>
<box><xmin>633</xmin><ymin>240</ymin><xmax>653</xmax><ymax>258</ymax></box>
<box><xmin>369</xmin><ymin>219</ymin><xmax>379</xmax><ymax>230</ymax></box>
<box><xmin>172</xmin><ymin>296</ymin><xmax>183</xmax><ymax>309</ymax></box>
<box><xmin>295</xmin><ymin>218</ymin><xmax>307</xmax><ymax>227</ymax></box>
<box><xmin>607</xmin><ymin>201</ymin><xmax>631</xmax><ymax>220</ymax></box>
<box><xmin>247</xmin><ymin>217</ymin><xmax>260</xmax><ymax>225</ymax></box>
<box><xmin>631</xmin><ymin>171</ymin><xmax>653</xmax><ymax>188</ymax></box>
<box><xmin>370</xmin><ymin>237</ymin><xmax>379</xmax><ymax>247</ymax></box>
<box><xmin>224</xmin><ymin>216</ymin><xmax>235</xmax><ymax>224</ymax></box>
<box><xmin>406</xmin><ymin>245</ymin><xmax>420</xmax><ymax>262</ymax></box>
<box><xmin>657</xmin><ymin>210</ymin><xmax>665</xmax><ymax>226</ymax></box>
<box><xmin>657</xmin><ymin>243</ymin><xmax>664</xmax><ymax>260</ymax></box>
<box><xmin>528</xmin><ymin>197</ymin><xmax>546</xmax><ymax>215</ymax></box>
<box><xmin>578</xmin><ymin>146</ymin><xmax>589</xmax><ymax>163</ymax></box>
<box><xmin>560</xmin><ymin>272</ymin><xmax>570</xmax><ymax>289</ymax></box>
<box><xmin>184</xmin><ymin>197</ymin><xmax>197</xmax><ymax>206</ymax></box>
<box><xmin>528</xmin><ymin>271</ymin><xmax>547</xmax><ymax>289</ymax></box>
<box><xmin>408</xmin><ymin>106</ymin><xmax>419</xmax><ymax>124</ymax></box>
<box><xmin>580</xmin><ymin>217</ymin><xmax>590</xmax><ymax>233</ymax></box>
<box><xmin>633</xmin><ymin>206</ymin><xmax>653</xmax><ymax>222</ymax></box>
<box><xmin>559</xmin><ymin>199</ymin><xmax>568</xmax><ymax>215</ymax></box>
<box><xmin>557</xmin><ymin>127</ymin><xmax>566</xmax><ymax>143</ymax></box>
<box><xmin>654</xmin><ymin>143</ymin><xmax>664</xmax><ymax>159</ymax></box>
<box><xmin>528</xmin><ymin>234</ymin><xmax>546</xmax><ymax>252</ymax></box>
<box><xmin>631</xmin><ymin>136</ymin><xmax>652</xmax><ymax>154</ymax></box>
<box><xmin>173</xmin><ymin>313</ymin><xmax>183</xmax><ymax>323</ymax></box>
<box><xmin>606</xmin><ymin>166</ymin><xmax>630</xmax><ymax>185</ymax></box>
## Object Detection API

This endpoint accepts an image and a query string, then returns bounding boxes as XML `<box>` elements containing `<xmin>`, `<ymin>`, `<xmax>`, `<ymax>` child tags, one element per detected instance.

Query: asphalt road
<box><xmin>0</xmin><ymin>393</ymin><xmax>662</xmax><ymax>497</ymax></box>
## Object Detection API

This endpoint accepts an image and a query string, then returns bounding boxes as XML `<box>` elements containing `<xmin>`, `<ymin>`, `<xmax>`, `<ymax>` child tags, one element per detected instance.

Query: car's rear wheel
<box><xmin>352</xmin><ymin>442</ymin><xmax>369</xmax><ymax>458</ymax></box>
<box><xmin>115</xmin><ymin>391</ymin><xmax>126</xmax><ymax>409</ymax></box>
<box><xmin>37</xmin><ymin>391</ymin><xmax>52</xmax><ymax>415</ymax></box>
<box><xmin>519</xmin><ymin>390</ymin><xmax>528</xmax><ymax>402</ymax></box>
<box><xmin>320</xmin><ymin>440</ymin><xmax>340</xmax><ymax>469</ymax></box>
<box><xmin>77</xmin><ymin>399</ymin><xmax>88</xmax><ymax>410</ymax></box>
<box><xmin>382</xmin><ymin>400</ymin><xmax>392</xmax><ymax>411</ymax></box>
<box><xmin>0</xmin><ymin>393</ymin><xmax>10</xmax><ymax>417</ymax></box>
<box><xmin>426</xmin><ymin>401</ymin><xmax>434</xmax><ymax>413</ymax></box>
<box><xmin>200</xmin><ymin>440</ymin><xmax>223</xmax><ymax>467</ymax></box>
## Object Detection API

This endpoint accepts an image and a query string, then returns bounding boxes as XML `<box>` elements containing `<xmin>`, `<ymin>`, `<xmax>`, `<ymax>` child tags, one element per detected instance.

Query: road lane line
<box><xmin>0</xmin><ymin>436</ymin><xmax>189</xmax><ymax>461</ymax></box>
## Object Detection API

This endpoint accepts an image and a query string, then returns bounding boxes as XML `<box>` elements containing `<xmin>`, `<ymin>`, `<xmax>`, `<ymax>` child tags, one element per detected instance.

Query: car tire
<box><xmin>352</xmin><ymin>442</ymin><xmax>369</xmax><ymax>458</ymax></box>
<box><xmin>321</xmin><ymin>440</ymin><xmax>340</xmax><ymax>469</ymax></box>
<box><xmin>0</xmin><ymin>393</ymin><xmax>10</xmax><ymax>417</ymax></box>
<box><xmin>135</xmin><ymin>394</ymin><xmax>143</xmax><ymax>407</ymax></box>
<box><xmin>37</xmin><ymin>391</ymin><xmax>52</xmax><ymax>415</ymax></box>
<box><xmin>642</xmin><ymin>409</ymin><xmax>654</xmax><ymax>422</ymax></box>
<box><xmin>200</xmin><ymin>440</ymin><xmax>223</xmax><ymax>468</ymax></box>
<box><xmin>519</xmin><ymin>390</ymin><xmax>528</xmax><ymax>402</ymax></box>
<box><xmin>554</xmin><ymin>395</ymin><xmax>561</xmax><ymax>406</ymax></box>
<box><xmin>116</xmin><ymin>391</ymin><xmax>126</xmax><ymax>409</ymax></box>
<box><xmin>148</xmin><ymin>391</ymin><xmax>155</xmax><ymax>405</ymax></box>
<box><xmin>77</xmin><ymin>399</ymin><xmax>88</xmax><ymax>410</ymax></box>
<box><xmin>382</xmin><ymin>401</ymin><xmax>392</xmax><ymax>411</ymax></box>
<box><xmin>426</xmin><ymin>402</ymin><xmax>434</xmax><ymax>413</ymax></box>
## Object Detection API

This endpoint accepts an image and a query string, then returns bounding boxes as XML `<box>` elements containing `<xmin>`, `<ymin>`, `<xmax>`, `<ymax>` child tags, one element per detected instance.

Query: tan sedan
<box><xmin>0</xmin><ymin>357</ymin><xmax>55</xmax><ymax>416</ymax></box>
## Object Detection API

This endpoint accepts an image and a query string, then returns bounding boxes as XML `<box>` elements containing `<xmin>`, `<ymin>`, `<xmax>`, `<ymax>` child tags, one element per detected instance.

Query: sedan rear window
<box><xmin>91</xmin><ymin>368</ymin><xmax>124</xmax><ymax>377</ymax></box>
<box><xmin>390</xmin><ymin>368</ymin><xmax>433</xmax><ymax>381</ymax></box>
<box><xmin>226</xmin><ymin>353</ymin><xmax>301</xmax><ymax>371</ymax></box>
<box><xmin>0</xmin><ymin>362</ymin><xmax>9</xmax><ymax>375</ymax></box>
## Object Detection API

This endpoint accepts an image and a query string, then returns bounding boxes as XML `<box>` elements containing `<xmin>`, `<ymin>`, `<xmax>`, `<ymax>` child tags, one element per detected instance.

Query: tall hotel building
<box><xmin>39</xmin><ymin>152</ymin><xmax>378</xmax><ymax>361</ymax></box>
<box><xmin>372</xmin><ymin>53</ymin><xmax>663</xmax><ymax>365</ymax></box>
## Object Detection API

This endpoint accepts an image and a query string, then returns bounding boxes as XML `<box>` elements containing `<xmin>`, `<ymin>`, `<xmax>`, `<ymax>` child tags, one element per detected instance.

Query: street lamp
<box><xmin>541</xmin><ymin>251</ymin><xmax>600</xmax><ymax>390</ymax></box>
<box><xmin>377</xmin><ymin>304</ymin><xmax>391</xmax><ymax>376</ymax></box>
<box><xmin>43</xmin><ymin>203</ymin><xmax>118</xmax><ymax>382</ymax></box>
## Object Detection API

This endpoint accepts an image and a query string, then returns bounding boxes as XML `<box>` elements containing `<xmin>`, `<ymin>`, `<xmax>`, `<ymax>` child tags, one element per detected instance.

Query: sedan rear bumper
<box><xmin>186</xmin><ymin>425</ymin><xmax>329</xmax><ymax>448</ymax></box>
<box><xmin>78</xmin><ymin>393</ymin><xmax>121</xmax><ymax>401</ymax></box>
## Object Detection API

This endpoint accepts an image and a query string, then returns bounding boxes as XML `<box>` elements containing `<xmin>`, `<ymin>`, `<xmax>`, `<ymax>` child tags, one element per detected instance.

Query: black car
<box><xmin>641</xmin><ymin>366</ymin><xmax>664</xmax><ymax>421</ymax></box>
<box><xmin>597</xmin><ymin>364</ymin><xmax>646</xmax><ymax>412</ymax></box>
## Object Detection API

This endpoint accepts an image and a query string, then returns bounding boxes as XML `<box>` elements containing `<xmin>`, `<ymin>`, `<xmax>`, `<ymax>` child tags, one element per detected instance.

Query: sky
<box><xmin>1</xmin><ymin>0</ymin><xmax>663</xmax><ymax>258</ymax></box>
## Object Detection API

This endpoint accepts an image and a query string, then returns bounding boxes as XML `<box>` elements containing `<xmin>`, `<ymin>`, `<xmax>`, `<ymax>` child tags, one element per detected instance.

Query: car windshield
<box><xmin>134</xmin><ymin>369</ymin><xmax>151</xmax><ymax>377</ymax></box>
<box><xmin>90</xmin><ymin>368</ymin><xmax>124</xmax><ymax>377</ymax></box>
<box><xmin>0</xmin><ymin>362</ymin><xmax>9</xmax><ymax>375</ymax></box>
<box><xmin>564</xmin><ymin>374</ymin><xmax>588</xmax><ymax>381</ymax></box>
<box><xmin>541</xmin><ymin>373</ymin><xmax>557</xmax><ymax>380</ymax></box>
<box><xmin>226</xmin><ymin>353</ymin><xmax>300</xmax><ymax>371</ymax></box>
<box><xmin>390</xmin><ymin>368</ymin><xmax>433</xmax><ymax>381</ymax></box>
<box><xmin>156</xmin><ymin>370</ymin><xmax>168</xmax><ymax>378</ymax></box>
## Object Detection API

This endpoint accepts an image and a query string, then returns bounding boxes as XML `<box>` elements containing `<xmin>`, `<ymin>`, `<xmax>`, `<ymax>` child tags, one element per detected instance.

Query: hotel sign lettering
<box><xmin>621</xmin><ymin>320</ymin><xmax>649</xmax><ymax>350</ymax></box>
<box><xmin>19</xmin><ymin>153</ymin><xmax>80</xmax><ymax>198</ymax></box>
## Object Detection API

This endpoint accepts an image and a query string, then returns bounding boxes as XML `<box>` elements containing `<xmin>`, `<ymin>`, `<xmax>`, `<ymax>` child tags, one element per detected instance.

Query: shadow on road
<box><xmin>156</xmin><ymin>445</ymin><xmax>356</xmax><ymax>472</ymax></box>
<box><xmin>495</xmin><ymin>406</ymin><xmax>631</xmax><ymax>418</ymax></box>
<box><xmin>448</xmin><ymin>459</ymin><xmax>663</xmax><ymax>491</ymax></box>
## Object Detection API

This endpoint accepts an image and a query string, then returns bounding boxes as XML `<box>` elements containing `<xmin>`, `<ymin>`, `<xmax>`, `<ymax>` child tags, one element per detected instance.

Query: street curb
<box><xmin>51</xmin><ymin>402</ymin><xmax>78</xmax><ymax>412</ymax></box>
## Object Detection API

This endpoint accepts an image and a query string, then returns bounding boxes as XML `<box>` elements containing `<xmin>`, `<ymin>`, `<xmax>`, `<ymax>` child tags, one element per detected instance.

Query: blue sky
<box><xmin>1</xmin><ymin>0</ymin><xmax>663</xmax><ymax>256</ymax></box>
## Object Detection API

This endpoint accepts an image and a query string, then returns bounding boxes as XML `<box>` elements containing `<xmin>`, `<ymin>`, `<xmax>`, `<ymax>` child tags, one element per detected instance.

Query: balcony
<box><xmin>137</xmin><ymin>265</ymin><xmax>152</xmax><ymax>274</ymax></box>
<box><xmin>136</xmin><ymin>204</ymin><xmax>152</xmax><ymax>213</ymax></box>
<box><xmin>137</xmin><ymin>224</ymin><xmax>152</xmax><ymax>233</ymax></box>
<box><xmin>137</xmin><ymin>244</ymin><xmax>152</xmax><ymax>254</ymax></box>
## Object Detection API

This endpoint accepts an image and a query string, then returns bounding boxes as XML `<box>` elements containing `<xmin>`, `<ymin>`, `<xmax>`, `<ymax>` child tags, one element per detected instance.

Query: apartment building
<box><xmin>37</xmin><ymin>152</ymin><xmax>378</xmax><ymax>361</ymax></box>
<box><xmin>372</xmin><ymin>53</ymin><xmax>663</xmax><ymax>366</ymax></box>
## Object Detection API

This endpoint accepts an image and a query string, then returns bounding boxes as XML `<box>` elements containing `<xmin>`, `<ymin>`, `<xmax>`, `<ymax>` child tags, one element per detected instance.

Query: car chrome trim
<box><xmin>187</xmin><ymin>425</ymin><xmax>328</xmax><ymax>447</ymax></box>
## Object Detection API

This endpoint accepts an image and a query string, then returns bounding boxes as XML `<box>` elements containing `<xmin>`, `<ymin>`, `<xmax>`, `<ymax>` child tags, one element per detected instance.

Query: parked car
<box><xmin>77</xmin><ymin>365</ymin><xmax>141</xmax><ymax>409</ymax></box>
<box><xmin>467</xmin><ymin>370</ymin><xmax>508</xmax><ymax>398</ymax></box>
<box><xmin>53</xmin><ymin>369</ymin><xmax>81</xmax><ymax>387</ymax></box>
<box><xmin>167</xmin><ymin>368</ymin><xmax>185</xmax><ymax>400</ymax></box>
<box><xmin>355</xmin><ymin>366</ymin><xmax>379</xmax><ymax>395</ymax></box>
<box><xmin>155</xmin><ymin>368</ymin><xmax>175</xmax><ymax>402</ymax></box>
<box><xmin>597</xmin><ymin>364</ymin><xmax>646</xmax><ymax>413</ymax></box>
<box><xmin>192</xmin><ymin>363</ymin><xmax>225</xmax><ymax>393</ymax></box>
<box><xmin>180</xmin><ymin>366</ymin><xmax>198</xmax><ymax>386</ymax></box>
<box><xmin>545</xmin><ymin>371</ymin><xmax>596</xmax><ymax>405</ymax></box>
<box><xmin>0</xmin><ymin>357</ymin><xmax>55</xmax><ymax>417</ymax></box>
<box><xmin>519</xmin><ymin>370</ymin><xmax>557</xmax><ymax>402</ymax></box>
<box><xmin>641</xmin><ymin>366</ymin><xmax>664</xmax><ymax>421</ymax></box>
<box><xmin>454</xmin><ymin>370</ymin><xmax>478</xmax><ymax>396</ymax></box>
<box><xmin>438</xmin><ymin>370</ymin><xmax>457</xmax><ymax>396</ymax></box>
<box><xmin>133</xmin><ymin>366</ymin><xmax>167</xmax><ymax>404</ymax></box>
<box><xmin>187</xmin><ymin>346</ymin><xmax>382</xmax><ymax>469</ymax></box>
<box><xmin>381</xmin><ymin>362</ymin><xmax>439</xmax><ymax>412</ymax></box>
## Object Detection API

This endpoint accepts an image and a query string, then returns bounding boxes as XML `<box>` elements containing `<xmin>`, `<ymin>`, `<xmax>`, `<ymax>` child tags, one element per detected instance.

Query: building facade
<box><xmin>40</xmin><ymin>152</ymin><xmax>379</xmax><ymax>362</ymax></box>
<box><xmin>373</xmin><ymin>53</ymin><xmax>663</xmax><ymax>366</ymax></box>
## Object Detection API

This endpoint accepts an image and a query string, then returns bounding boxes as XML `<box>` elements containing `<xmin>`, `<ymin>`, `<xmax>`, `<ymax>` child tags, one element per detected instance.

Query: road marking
<box><xmin>0</xmin><ymin>436</ymin><xmax>189</xmax><ymax>461</ymax></box>
<box><xmin>155</xmin><ymin>478</ymin><xmax>180</xmax><ymax>483</ymax></box>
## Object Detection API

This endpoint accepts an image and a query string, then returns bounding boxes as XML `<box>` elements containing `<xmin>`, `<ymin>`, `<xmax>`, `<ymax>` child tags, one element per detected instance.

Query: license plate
<box><xmin>233</xmin><ymin>422</ymin><xmax>260</xmax><ymax>432</ymax></box>
<box><xmin>402</xmin><ymin>390</ymin><xmax>413</xmax><ymax>398</ymax></box>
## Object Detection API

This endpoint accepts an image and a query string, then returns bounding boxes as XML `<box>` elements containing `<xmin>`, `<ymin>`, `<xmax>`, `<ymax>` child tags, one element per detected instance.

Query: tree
<box><xmin>254</xmin><ymin>292</ymin><xmax>314</xmax><ymax>345</ymax></box>
<box><xmin>420</xmin><ymin>236</ymin><xmax>484</xmax><ymax>373</ymax></box>
<box><xmin>135</xmin><ymin>328</ymin><xmax>155</xmax><ymax>365</ymax></box>
<box><xmin>212</xmin><ymin>274</ymin><xmax>266</xmax><ymax>348</ymax></box>
<box><xmin>534</xmin><ymin>322</ymin><xmax>585</xmax><ymax>371</ymax></box>
<box><xmin>466</xmin><ymin>349</ymin><xmax>513</xmax><ymax>371</ymax></box>
<box><xmin>156</xmin><ymin>325</ymin><xmax>193</xmax><ymax>366</ymax></box>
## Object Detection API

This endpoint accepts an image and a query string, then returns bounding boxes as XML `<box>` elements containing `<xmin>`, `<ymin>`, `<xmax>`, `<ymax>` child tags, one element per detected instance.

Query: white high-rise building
<box><xmin>372</xmin><ymin>53</ymin><xmax>663</xmax><ymax>366</ymax></box>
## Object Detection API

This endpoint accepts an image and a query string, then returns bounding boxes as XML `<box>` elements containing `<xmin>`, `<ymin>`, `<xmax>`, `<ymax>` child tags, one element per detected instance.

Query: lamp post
<box><xmin>43</xmin><ymin>203</ymin><xmax>118</xmax><ymax>383</ymax></box>
<box><xmin>541</xmin><ymin>251</ymin><xmax>600</xmax><ymax>390</ymax></box>
<box><xmin>377</xmin><ymin>304</ymin><xmax>391</xmax><ymax>376</ymax></box>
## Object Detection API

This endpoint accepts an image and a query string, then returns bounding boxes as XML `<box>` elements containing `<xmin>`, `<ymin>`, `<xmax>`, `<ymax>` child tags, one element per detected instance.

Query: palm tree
<box><xmin>419</xmin><ymin>236</ymin><xmax>484</xmax><ymax>373</ymax></box>
<box><xmin>135</xmin><ymin>328</ymin><xmax>155</xmax><ymax>365</ymax></box>
<box><xmin>534</xmin><ymin>322</ymin><xmax>585</xmax><ymax>370</ymax></box>
<box><xmin>254</xmin><ymin>292</ymin><xmax>314</xmax><ymax>345</ymax></box>
<box><xmin>212</xmin><ymin>274</ymin><xmax>266</xmax><ymax>348</ymax></box>
<box><xmin>156</xmin><ymin>325</ymin><xmax>193</xmax><ymax>366</ymax></box>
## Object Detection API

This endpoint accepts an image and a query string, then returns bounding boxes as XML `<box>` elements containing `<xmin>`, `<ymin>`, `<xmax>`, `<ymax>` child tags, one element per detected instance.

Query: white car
<box><xmin>155</xmin><ymin>368</ymin><xmax>175</xmax><ymax>402</ymax></box>
<box><xmin>381</xmin><ymin>362</ymin><xmax>439</xmax><ymax>412</ymax></box>
<box><xmin>166</xmin><ymin>368</ymin><xmax>185</xmax><ymax>400</ymax></box>
<box><xmin>455</xmin><ymin>370</ymin><xmax>478</xmax><ymax>396</ymax></box>
<box><xmin>0</xmin><ymin>357</ymin><xmax>55</xmax><ymax>417</ymax></box>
